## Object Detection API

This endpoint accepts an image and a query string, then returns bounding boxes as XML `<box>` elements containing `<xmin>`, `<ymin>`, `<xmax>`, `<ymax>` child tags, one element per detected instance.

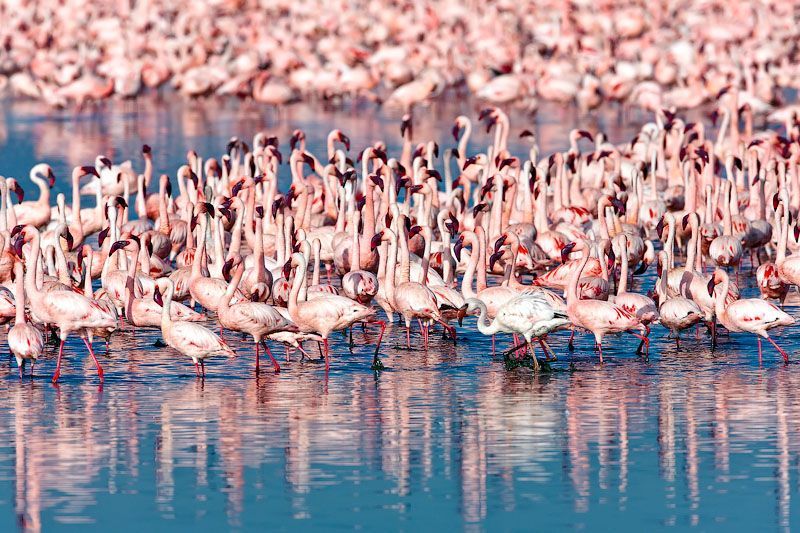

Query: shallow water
<box><xmin>0</xmin><ymin>96</ymin><xmax>797</xmax><ymax>531</ymax></box>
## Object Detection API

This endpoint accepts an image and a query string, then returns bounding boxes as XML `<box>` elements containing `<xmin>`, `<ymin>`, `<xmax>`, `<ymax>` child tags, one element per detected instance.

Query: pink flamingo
<box><xmin>566</xmin><ymin>243</ymin><xmax>649</xmax><ymax>362</ymax></box>
<box><xmin>708</xmin><ymin>269</ymin><xmax>795</xmax><ymax>363</ymax></box>
<box><xmin>154</xmin><ymin>278</ymin><xmax>235</xmax><ymax>377</ymax></box>
<box><xmin>286</xmin><ymin>252</ymin><xmax>380</xmax><ymax>371</ymax></box>
<box><xmin>7</xmin><ymin>259</ymin><xmax>43</xmax><ymax>378</ymax></box>
<box><xmin>218</xmin><ymin>256</ymin><xmax>294</xmax><ymax>373</ymax></box>
<box><xmin>16</xmin><ymin>226</ymin><xmax>115</xmax><ymax>383</ymax></box>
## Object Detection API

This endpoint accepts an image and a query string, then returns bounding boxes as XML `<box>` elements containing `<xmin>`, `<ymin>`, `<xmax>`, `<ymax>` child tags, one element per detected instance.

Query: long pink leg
<box><xmin>30</xmin><ymin>360</ymin><xmax>35</xmax><ymax>379</ymax></box>
<box><xmin>372</xmin><ymin>320</ymin><xmax>386</xmax><ymax>368</ymax></box>
<box><xmin>758</xmin><ymin>338</ymin><xmax>763</xmax><ymax>364</ymax></box>
<box><xmin>261</xmin><ymin>341</ymin><xmax>281</xmax><ymax>372</ymax></box>
<box><xmin>195</xmin><ymin>361</ymin><xmax>201</xmax><ymax>376</ymax></box>
<box><xmin>406</xmin><ymin>326</ymin><xmax>411</xmax><ymax>349</ymax></box>
<box><xmin>766</xmin><ymin>336</ymin><xmax>790</xmax><ymax>364</ymax></box>
<box><xmin>18</xmin><ymin>361</ymin><xmax>23</xmax><ymax>379</ymax></box>
<box><xmin>323</xmin><ymin>338</ymin><xmax>330</xmax><ymax>372</ymax></box>
<box><xmin>597</xmin><ymin>342</ymin><xmax>604</xmax><ymax>364</ymax></box>
<box><xmin>255</xmin><ymin>342</ymin><xmax>260</xmax><ymax>373</ymax></box>
<box><xmin>82</xmin><ymin>337</ymin><xmax>104</xmax><ymax>380</ymax></box>
<box><xmin>52</xmin><ymin>340</ymin><xmax>65</xmax><ymax>384</ymax></box>
<box><xmin>201</xmin><ymin>360</ymin><xmax>206</xmax><ymax>377</ymax></box>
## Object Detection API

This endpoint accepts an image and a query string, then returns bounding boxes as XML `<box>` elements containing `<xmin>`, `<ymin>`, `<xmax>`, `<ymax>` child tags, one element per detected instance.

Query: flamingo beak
<box><xmin>494</xmin><ymin>235</ymin><xmax>507</xmax><ymax>252</ymax></box>
<box><xmin>655</xmin><ymin>217</ymin><xmax>665</xmax><ymax>239</ymax></box>
<box><xmin>370</xmin><ymin>232</ymin><xmax>383</xmax><ymax>251</ymax></box>
<box><xmin>165</xmin><ymin>180</ymin><xmax>173</xmax><ymax>197</ymax></box>
<box><xmin>452</xmin><ymin>123</ymin><xmax>460</xmax><ymax>141</ymax></box>
<box><xmin>100</xmin><ymin>157</ymin><xmax>112</xmax><ymax>167</ymax></box>
<box><xmin>153</xmin><ymin>287</ymin><xmax>163</xmax><ymax>307</ymax></box>
<box><xmin>282</xmin><ymin>261</ymin><xmax>291</xmax><ymax>280</ymax></box>
<box><xmin>98</xmin><ymin>227</ymin><xmax>110</xmax><ymax>247</ymax></box>
<box><xmin>10</xmin><ymin>225</ymin><xmax>24</xmax><ymax>238</ymax></box>
<box><xmin>81</xmin><ymin>166</ymin><xmax>99</xmax><ymax>178</ymax></box>
<box><xmin>682</xmin><ymin>213</ymin><xmax>690</xmax><ymax>230</ymax></box>
<box><xmin>339</xmin><ymin>132</ymin><xmax>350</xmax><ymax>151</ymax></box>
<box><xmin>794</xmin><ymin>226</ymin><xmax>800</xmax><ymax>242</ymax></box>
<box><xmin>707</xmin><ymin>278</ymin><xmax>716</xmax><ymax>297</ymax></box>
<box><xmin>409</xmin><ymin>225</ymin><xmax>422</xmax><ymax>238</ymax></box>
<box><xmin>12</xmin><ymin>237</ymin><xmax>24</xmax><ymax>258</ymax></box>
<box><xmin>110</xmin><ymin>240</ymin><xmax>129</xmax><ymax>255</ymax></box>
<box><xmin>142</xmin><ymin>144</ymin><xmax>152</xmax><ymax>154</ymax></box>
<box><xmin>222</xmin><ymin>258</ymin><xmax>234</xmax><ymax>282</ymax></box>
<box><xmin>560</xmin><ymin>242</ymin><xmax>576</xmax><ymax>264</ymax></box>
<box><xmin>453</xmin><ymin>235</ymin><xmax>464</xmax><ymax>262</ymax></box>
<box><xmin>489</xmin><ymin>250</ymin><xmax>503</xmax><ymax>271</ymax></box>
<box><xmin>231</xmin><ymin>179</ymin><xmax>244</xmax><ymax>197</ymax></box>
<box><xmin>457</xmin><ymin>304</ymin><xmax>468</xmax><ymax>326</ymax></box>
<box><xmin>12</xmin><ymin>183</ymin><xmax>24</xmax><ymax>203</ymax></box>
<box><xmin>64</xmin><ymin>230</ymin><xmax>74</xmax><ymax>250</ymax></box>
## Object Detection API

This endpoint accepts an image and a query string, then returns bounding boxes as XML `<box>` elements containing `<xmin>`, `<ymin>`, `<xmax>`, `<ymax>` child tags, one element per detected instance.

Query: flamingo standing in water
<box><xmin>16</xmin><ymin>225</ymin><xmax>115</xmax><ymax>382</ymax></box>
<box><xmin>154</xmin><ymin>278</ymin><xmax>235</xmax><ymax>377</ymax></box>
<box><xmin>7</xmin><ymin>259</ymin><xmax>43</xmax><ymax>378</ymax></box>
<box><xmin>286</xmin><ymin>252</ymin><xmax>379</xmax><ymax>371</ymax></box>
<box><xmin>708</xmin><ymin>269</ymin><xmax>795</xmax><ymax>363</ymax></box>
<box><xmin>218</xmin><ymin>256</ymin><xmax>294</xmax><ymax>373</ymax></box>
<box><xmin>461</xmin><ymin>294</ymin><xmax>569</xmax><ymax>371</ymax></box>
<box><xmin>565</xmin><ymin>243</ymin><xmax>650</xmax><ymax>362</ymax></box>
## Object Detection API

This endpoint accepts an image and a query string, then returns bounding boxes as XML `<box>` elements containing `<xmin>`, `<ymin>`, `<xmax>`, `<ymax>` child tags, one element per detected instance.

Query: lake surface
<box><xmin>0</xmin><ymin>94</ymin><xmax>797</xmax><ymax>531</ymax></box>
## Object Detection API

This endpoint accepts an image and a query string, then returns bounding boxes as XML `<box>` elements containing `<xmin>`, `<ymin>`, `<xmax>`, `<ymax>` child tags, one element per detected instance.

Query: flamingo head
<box><xmin>115</xmin><ymin>196</ymin><xmax>128</xmax><ymax>209</ymax></box>
<box><xmin>463</xmin><ymin>155</ymin><xmax>478</xmax><ymax>170</ymax></box>
<box><xmin>472</xmin><ymin>202</ymin><xmax>488</xmax><ymax>218</ymax></box>
<box><xmin>489</xmin><ymin>249</ymin><xmax>504</xmax><ymax>271</ymax></box>
<box><xmin>99</xmin><ymin>156</ymin><xmax>113</xmax><ymax>168</ymax></box>
<box><xmin>681</xmin><ymin>213</ymin><xmax>691</xmax><ymax>230</ymax></box>
<box><xmin>110</xmin><ymin>240</ymin><xmax>129</xmax><ymax>256</ymax></box>
<box><xmin>272</xmin><ymin>196</ymin><xmax>285</xmax><ymax>218</ymax></box>
<box><xmin>494</xmin><ymin>234</ymin><xmax>507</xmax><ymax>252</ymax></box>
<box><xmin>408</xmin><ymin>225</ymin><xmax>422</xmax><ymax>239</ymax></box>
<box><xmin>655</xmin><ymin>217</ymin><xmax>666</xmax><ymax>239</ymax></box>
<box><xmin>98</xmin><ymin>227</ymin><xmax>110</xmax><ymax>247</ymax></box>
<box><xmin>369</xmin><ymin>173</ymin><xmax>384</xmax><ymax>191</ymax></box>
<box><xmin>452</xmin><ymin>118</ymin><xmax>463</xmax><ymax>141</ymax></box>
<box><xmin>142</xmin><ymin>144</ymin><xmax>151</xmax><ymax>155</ymax></box>
<box><xmin>609</xmin><ymin>197</ymin><xmax>626</xmax><ymax>215</ymax></box>
<box><xmin>519</xmin><ymin>129</ymin><xmax>534</xmax><ymax>140</ymax></box>
<box><xmin>453</xmin><ymin>234</ymin><xmax>466</xmax><ymax>261</ymax></box>
<box><xmin>9</xmin><ymin>181</ymin><xmax>23</xmax><ymax>203</ymax></box>
<box><xmin>199</xmin><ymin>202</ymin><xmax>215</xmax><ymax>217</ymax></box>
<box><xmin>445</xmin><ymin>213</ymin><xmax>459</xmax><ymax>235</ymax></box>
<box><xmin>10</xmin><ymin>236</ymin><xmax>24</xmax><ymax>258</ymax></box>
<box><xmin>10</xmin><ymin>225</ymin><xmax>23</xmax><ymax>239</ymax></box>
<box><xmin>290</xmin><ymin>130</ymin><xmax>305</xmax><ymax>151</ymax></box>
<box><xmin>231</xmin><ymin>179</ymin><xmax>245</xmax><ymax>197</ymax></box>
<box><xmin>336</xmin><ymin>131</ymin><xmax>350</xmax><ymax>152</ymax></box>
<box><xmin>794</xmin><ymin>225</ymin><xmax>800</xmax><ymax>242</ymax></box>
<box><xmin>370</xmin><ymin>231</ymin><xmax>384</xmax><ymax>251</ymax></box>
<box><xmin>153</xmin><ymin>286</ymin><xmax>163</xmax><ymax>307</ymax></box>
<box><xmin>164</xmin><ymin>179</ymin><xmax>173</xmax><ymax>197</ymax></box>
<box><xmin>560</xmin><ymin>242</ymin><xmax>577</xmax><ymax>264</ymax></box>
<box><xmin>426</xmin><ymin>169</ymin><xmax>441</xmax><ymax>182</ymax></box>
<box><xmin>282</xmin><ymin>260</ymin><xmax>292</xmax><ymax>280</ymax></box>
<box><xmin>400</xmin><ymin>115</ymin><xmax>412</xmax><ymax>138</ymax></box>
<box><xmin>62</xmin><ymin>229</ymin><xmax>74</xmax><ymax>251</ymax></box>
<box><xmin>456</xmin><ymin>303</ymin><xmax>469</xmax><ymax>326</ymax></box>
<box><xmin>222</xmin><ymin>257</ymin><xmax>235</xmax><ymax>282</ymax></box>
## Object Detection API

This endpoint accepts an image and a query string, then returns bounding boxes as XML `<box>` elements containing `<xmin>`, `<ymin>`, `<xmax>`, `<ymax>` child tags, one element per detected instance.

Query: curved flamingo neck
<box><xmin>567</xmin><ymin>253</ymin><xmax>590</xmax><ymax>305</ymax></box>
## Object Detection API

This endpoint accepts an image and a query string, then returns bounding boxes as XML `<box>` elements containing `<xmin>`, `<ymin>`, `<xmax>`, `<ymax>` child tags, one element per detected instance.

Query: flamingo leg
<box><xmin>596</xmin><ymin>342</ymin><xmax>604</xmax><ymax>364</ymax></box>
<box><xmin>30</xmin><ymin>360</ymin><xmax>35</xmax><ymax>378</ymax></box>
<box><xmin>538</xmin><ymin>337</ymin><xmax>555</xmax><ymax>361</ymax></box>
<box><xmin>52</xmin><ymin>340</ymin><xmax>65</xmax><ymax>384</ymax></box>
<box><xmin>323</xmin><ymin>338</ymin><xmax>330</xmax><ymax>372</ymax></box>
<box><xmin>568</xmin><ymin>329</ymin><xmax>575</xmax><ymax>351</ymax></box>
<box><xmin>261</xmin><ymin>341</ymin><xmax>280</xmax><ymax>373</ymax></box>
<box><xmin>297</xmin><ymin>343</ymin><xmax>312</xmax><ymax>360</ymax></box>
<box><xmin>630</xmin><ymin>333</ymin><xmax>650</xmax><ymax>358</ymax></box>
<box><xmin>526</xmin><ymin>341</ymin><xmax>540</xmax><ymax>372</ymax></box>
<box><xmin>371</xmin><ymin>320</ymin><xmax>386</xmax><ymax>370</ymax></box>
<box><xmin>201</xmin><ymin>360</ymin><xmax>206</xmax><ymax>377</ymax></box>
<box><xmin>255</xmin><ymin>341</ymin><xmax>260</xmax><ymax>373</ymax></box>
<box><xmin>492</xmin><ymin>335</ymin><xmax>496</xmax><ymax>355</ymax></box>
<box><xmin>406</xmin><ymin>325</ymin><xmax>411</xmax><ymax>349</ymax></box>
<box><xmin>82</xmin><ymin>337</ymin><xmax>104</xmax><ymax>380</ymax></box>
<box><xmin>758</xmin><ymin>338</ymin><xmax>763</xmax><ymax>364</ymax></box>
<box><xmin>434</xmin><ymin>319</ymin><xmax>457</xmax><ymax>346</ymax></box>
<box><xmin>766</xmin><ymin>336</ymin><xmax>790</xmax><ymax>364</ymax></box>
<box><xmin>18</xmin><ymin>360</ymin><xmax>23</xmax><ymax>380</ymax></box>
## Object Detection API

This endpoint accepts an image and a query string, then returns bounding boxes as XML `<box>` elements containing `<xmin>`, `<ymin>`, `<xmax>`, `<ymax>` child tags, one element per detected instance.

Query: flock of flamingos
<box><xmin>2</xmin><ymin>0</ymin><xmax>800</xmax><ymax>113</ymax></box>
<box><xmin>2</xmin><ymin>91</ymin><xmax>800</xmax><ymax>382</ymax></box>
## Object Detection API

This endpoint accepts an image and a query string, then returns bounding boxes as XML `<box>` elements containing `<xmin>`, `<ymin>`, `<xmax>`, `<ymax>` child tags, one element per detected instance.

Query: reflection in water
<box><xmin>4</xmin><ymin>347</ymin><xmax>800</xmax><ymax>530</ymax></box>
<box><xmin>0</xmin><ymin>97</ymin><xmax>796</xmax><ymax>529</ymax></box>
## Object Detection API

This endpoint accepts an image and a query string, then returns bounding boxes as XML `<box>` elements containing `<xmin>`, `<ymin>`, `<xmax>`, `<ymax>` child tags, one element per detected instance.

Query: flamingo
<box><xmin>461</xmin><ymin>295</ymin><xmax>569</xmax><ymax>371</ymax></box>
<box><xmin>218</xmin><ymin>256</ymin><xmax>294</xmax><ymax>373</ymax></box>
<box><xmin>154</xmin><ymin>278</ymin><xmax>235</xmax><ymax>377</ymax></box>
<box><xmin>7</xmin><ymin>259</ymin><xmax>43</xmax><ymax>378</ymax></box>
<box><xmin>565</xmin><ymin>244</ymin><xmax>650</xmax><ymax>362</ymax></box>
<box><xmin>286</xmin><ymin>252</ymin><xmax>379</xmax><ymax>371</ymax></box>
<box><xmin>708</xmin><ymin>269</ymin><xmax>795</xmax><ymax>363</ymax></box>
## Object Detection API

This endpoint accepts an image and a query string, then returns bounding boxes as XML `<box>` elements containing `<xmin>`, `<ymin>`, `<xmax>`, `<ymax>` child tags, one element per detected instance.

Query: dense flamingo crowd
<box><xmin>1</xmin><ymin>0</ymin><xmax>800</xmax><ymax>111</ymax></box>
<box><xmin>0</xmin><ymin>87</ymin><xmax>798</xmax><ymax>382</ymax></box>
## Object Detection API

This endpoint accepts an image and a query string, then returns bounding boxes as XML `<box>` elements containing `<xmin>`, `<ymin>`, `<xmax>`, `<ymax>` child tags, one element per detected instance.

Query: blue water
<box><xmin>0</xmin><ymin>96</ymin><xmax>796</xmax><ymax>531</ymax></box>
